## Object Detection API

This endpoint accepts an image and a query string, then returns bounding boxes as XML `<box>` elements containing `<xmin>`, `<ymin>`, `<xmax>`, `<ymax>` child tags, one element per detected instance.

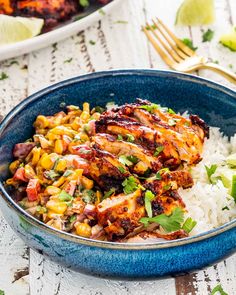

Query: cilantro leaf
<box><xmin>140</xmin><ymin>207</ymin><xmax>184</xmax><ymax>232</ymax></box>
<box><xmin>205</xmin><ymin>164</ymin><xmax>218</xmax><ymax>184</ymax></box>
<box><xmin>139</xmin><ymin>103</ymin><xmax>160</xmax><ymax>113</ymax></box>
<box><xmin>144</xmin><ymin>190</ymin><xmax>156</xmax><ymax>218</ymax></box>
<box><xmin>126</xmin><ymin>155</ymin><xmax>139</xmax><ymax>164</ymax></box>
<box><xmin>59</xmin><ymin>190</ymin><xmax>73</xmax><ymax>201</ymax></box>
<box><xmin>182</xmin><ymin>217</ymin><xmax>197</xmax><ymax>233</ymax></box>
<box><xmin>103</xmin><ymin>188</ymin><xmax>116</xmax><ymax>199</ymax></box>
<box><xmin>182</xmin><ymin>38</ymin><xmax>198</xmax><ymax>51</ymax></box>
<box><xmin>0</xmin><ymin>290</ymin><xmax>5</xmax><ymax>295</ymax></box>
<box><xmin>117</xmin><ymin>134</ymin><xmax>123</xmax><ymax>141</ymax></box>
<box><xmin>202</xmin><ymin>29</ymin><xmax>214</xmax><ymax>42</ymax></box>
<box><xmin>122</xmin><ymin>176</ymin><xmax>139</xmax><ymax>194</ymax></box>
<box><xmin>211</xmin><ymin>284</ymin><xmax>228</xmax><ymax>295</ymax></box>
<box><xmin>167</xmin><ymin>108</ymin><xmax>176</xmax><ymax>114</ymax></box>
<box><xmin>156</xmin><ymin>168</ymin><xmax>170</xmax><ymax>180</ymax></box>
<box><xmin>126</xmin><ymin>134</ymin><xmax>135</xmax><ymax>143</ymax></box>
<box><xmin>0</xmin><ymin>72</ymin><xmax>8</xmax><ymax>81</ymax></box>
<box><xmin>154</xmin><ymin>145</ymin><xmax>164</xmax><ymax>156</ymax></box>
<box><xmin>70</xmin><ymin>215</ymin><xmax>77</xmax><ymax>223</ymax></box>
<box><xmin>118</xmin><ymin>166</ymin><xmax>126</xmax><ymax>174</ymax></box>
<box><xmin>119</xmin><ymin>155</ymin><xmax>133</xmax><ymax>166</ymax></box>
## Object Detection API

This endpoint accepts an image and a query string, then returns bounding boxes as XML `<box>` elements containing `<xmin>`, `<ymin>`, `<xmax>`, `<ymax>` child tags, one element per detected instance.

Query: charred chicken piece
<box><xmin>0</xmin><ymin>0</ymin><xmax>14</xmax><ymax>14</ymax></box>
<box><xmin>71</xmin><ymin>145</ymin><xmax>130</xmax><ymax>192</ymax></box>
<box><xmin>16</xmin><ymin>0</ymin><xmax>79</xmax><ymax>29</ymax></box>
<box><xmin>97</xmin><ymin>189</ymin><xmax>145</xmax><ymax>240</ymax></box>
<box><xmin>93</xmin><ymin>133</ymin><xmax>162</xmax><ymax>173</ymax></box>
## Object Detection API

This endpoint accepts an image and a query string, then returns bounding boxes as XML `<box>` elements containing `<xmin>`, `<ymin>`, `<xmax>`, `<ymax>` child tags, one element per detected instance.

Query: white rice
<box><xmin>180</xmin><ymin>127</ymin><xmax>236</xmax><ymax>236</ymax></box>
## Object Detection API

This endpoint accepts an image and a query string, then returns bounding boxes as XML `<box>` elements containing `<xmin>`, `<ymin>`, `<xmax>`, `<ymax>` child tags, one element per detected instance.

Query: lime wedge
<box><xmin>0</xmin><ymin>15</ymin><xmax>44</xmax><ymax>45</ymax></box>
<box><xmin>176</xmin><ymin>0</ymin><xmax>215</xmax><ymax>26</ymax></box>
<box><xmin>220</xmin><ymin>28</ymin><xmax>236</xmax><ymax>51</ymax></box>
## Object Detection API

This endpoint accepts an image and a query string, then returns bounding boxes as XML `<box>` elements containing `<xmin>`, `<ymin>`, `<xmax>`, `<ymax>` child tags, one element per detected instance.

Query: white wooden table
<box><xmin>0</xmin><ymin>0</ymin><xmax>236</xmax><ymax>294</ymax></box>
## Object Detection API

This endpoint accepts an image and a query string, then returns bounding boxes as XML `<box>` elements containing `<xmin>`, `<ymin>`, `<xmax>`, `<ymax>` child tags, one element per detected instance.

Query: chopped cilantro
<box><xmin>118</xmin><ymin>166</ymin><xmax>126</xmax><ymax>174</ymax></box>
<box><xmin>103</xmin><ymin>188</ymin><xmax>116</xmax><ymax>199</ymax></box>
<box><xmin>63</xmin><ymin>170</ymin><xmax>73</xmax><ymax>177</ymax></box>
<box><xmin>205</xmin><ymin>164</ymin><xmax>218</xmax><ymax>184</ymax></box>
<box><xmin>144</xmin><ymin>190</ymin><xmax>156</xmax><ymax>218</ymax></box>
<box><xmin>156</xmin><ymin>168</ymin><xmax>170</xmax><ymax>180</ymax></box>
<box><xmin>126</xmin><ymin>155</ymin><xmax>139</xmax><ymax>164</ymax></box>
<box><xmin>44</xmin><ymin>170</ymin><xmax>60</xmax><ymax>181</ymax></box>
<box><xmin>64</xmin><ymin>57</ymin><xmax>73</xmax><ymax>63</ymax></box>
<box><xmin>79</xmin><ymin>0</ymin><xmax>89</xmax><ymax>7</ymax></box>
<box><xmin>229</xmin><ymin>64</ymin><xmax>233</xmax><ymax>69</ymax></box>
<box><xmin>59</xmin><ymin>190</ymin><xmax>73</xmax><ymax>202</ymax></box>
<box><xmin>117</xmin><ymin>134</ymin><xmax>123</xmax><ymax>141</ymax></box>
<box><xmin>89</xmin><ymin>40</ymin><xmax>96</xmax><ymax>45</ymax></box>
<box><xmin>70</xmin><ymin>215</ymin><xmax>77</xmax><ymax>223</ymax></box>
<box><xmin>202</xmin><ymin>29</ymin><xmax>214</xmax><ymax>42</ymax></box>
<box><xmin>0</xmin><ymin>290</ymin><xmax>5</xmax><ymax>295</ymax></box>
<box><xmin>119</xmin><ymin>155</ymin><xmax>133</xmax><ymax>166</ymax></box>
<box><xmin>182</xmin><ymin>38</ymin><xmax>198</xmax><ymax>51</ymax></box>
<box><xmin>163</xmin><ymin>184</ymin><xmax>171</xmax><ymax>190</ymax></box>
<box><xmin>213</xmin><ymin>60</ymin><xmax>219</xmax><ymax>64</ymax></box>
<box><xmin>122</xmin><ymin>176</ymin><xmax>139</xmax><ymax>194</ymax></box>
<box><xmin>126</xmin><ymin>134</ymin><xmax>135</xmax><ymax>143</ymax></box>
<box><xmin>139</xmin><ymin>103</ymin><xmax>160</xmax><ymax>113</ymax></box>
<box><xmin>182</xmin><ymin>217</ymin><xmax>197</xmax><ymax>233</ymax></box>
<box><xmin>145</xmin><ymin>24</ymin><xmax>157</xmax><ymax>30</ymax></box>
<box><xmin>82</xmin><ymin>189</ymin><xmax>96</xmax><ymax>204</ymax></box>
<box><xmin>167</xmin><ymin>108</ymin><xmax>176</xmax><ymax>114</ymax></box>
<box><xmin>154</xmin><ymin>145</ymin><xmax>164</xmax><ymax>157</ymax></box>
<box><xmin>0</xmin><ymin>72</ymin><xmax>9</xmax><ymax>81</ymax></box>
<box><xmin>140</xmin><ymin>207</ymin><xmax>185</xmax><ymax>232</ymax></box>
<box><xmin>211</xmin><ymin>284</ymin><xmax>228</xmax><ymax>295</ymax></box>
<box><xmin>114</xmin><ymin>20</ymin><xmax>128</xmax><ymax>24</ymax></box>
<box><xmin>222</xmin><ymin>206</ymin><xmax>229</xmax><ymax>211</ymax></box>
<box><xmin>36</xmin><ymin>206</ymin><xmax>47</xmax><ymax>213</ymax></box>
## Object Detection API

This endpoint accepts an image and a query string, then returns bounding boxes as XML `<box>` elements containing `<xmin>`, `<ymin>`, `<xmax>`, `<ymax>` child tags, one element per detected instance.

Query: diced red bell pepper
<box><xmin>26</xmin><ymin>178</ymin><xmax>41</xmax><ymax>202</ymax></box>
<box><xmin>13</xmin><ymin>167</ymin><xmax>28</xmax><ymax>182</ymax></box>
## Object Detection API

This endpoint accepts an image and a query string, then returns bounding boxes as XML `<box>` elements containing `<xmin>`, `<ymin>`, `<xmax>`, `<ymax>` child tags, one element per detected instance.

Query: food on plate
<box><xmin>5</xmin><ymin>99</ymin><xmax>236</xmax><ymax>242</ymax></box>
<box><xmin>0</xmin><ymin>0</ymin><xmax>111</xmax><ymax>32</ymax></box>
<box><xmin>220</xmin><ymin>27</ymin><xmax>236</xmax><ymax>52</ymax></box>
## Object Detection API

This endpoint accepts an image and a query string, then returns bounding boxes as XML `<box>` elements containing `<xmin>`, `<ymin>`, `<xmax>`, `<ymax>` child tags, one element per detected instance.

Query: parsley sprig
<box><xmin>144</xmin><ymin>190</ymin><xmax>156</xmax><ymax>218</ymax></box>
<box><xmin>122</xmin><ymin>176</ymin><xmax>139</xmax><ymax>194</ymax></box>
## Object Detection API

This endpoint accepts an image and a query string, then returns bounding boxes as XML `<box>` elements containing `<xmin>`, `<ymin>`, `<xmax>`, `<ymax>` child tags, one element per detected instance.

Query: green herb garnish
<box><xmin>0</xmin><ymin>290</ymin><xmax>5</xmax><ymax>295</ymax></box>
<box><xmin>182</xmin><ymin>38</ymin><xmax>198</xmax><ymax>51</ymax></box>
<box><xmin>118</xmin><ymin>166</ymin><xmax>126</xmax><ymax>174</ymax></box>
<box><xmin>182</xmin><ymin>217</ymin><xmax>197</xmax><ymax>233</ymax></box>
<box><xmin>103</xmin><ymin>188</ymin><xmax>116</xmax><ymax>199</ymax></box>
<box><xmin>98</xmin><ymin>8</ymin><xmax>105</xmax><ymax>15</ymax></box>
<box><xmin>89</xmin><ymin>40</ymin><xmax>96</xmax><ymax>45</ymax></box>
<box><xmin>222</xmin><ymin>206</ymin><xmax>229</xmax><ymax>211</ymax></box>
<box><xmin>79</xmin><ymin>0</ymin><xmax>89</xmax><ymax>7</ymax></box>
<box><xmin>139</xmin><ymin>103</ymin><xmax>160</xmax><ymax>113</ymax></box>
<box><xmin>126</xmin><ymin>134</ymin><xmax>135</xmax><ymax>142</ymax></box>
<box><xmin>144</xmin><ymin>190</ymin><xmax>156</xmax><ymax>218</ymax></box>
<box><xmin>59</xmin><ymin>190</ymin><xmax>73</xmax><ymax>202</ymax></box>
<box><xmin>156</xmin><ymin>168</ymin><xmax>170</xmax><ymax>180</ymax></box>
<box><xmin>154</xmin><ymin>145</ymin><xmax>164</xmax><ymax>157</ymax></box>
<box><xmin>119</xmin><ymin>155</ymin><xmax>133</xmax><ymax>166</ymax></box>
<box><xmin>140</xmin><ymin>207</ymin><xmax>185</xmax><ymax>232</ymax></box>
<box><xmin>44</xmin><ymin>170</ymin><xmax>60</xmax><ymax>181</ymax></box>
<box><xmin>167</xmin><ymin>108</ymin><xmax>176</xmax><ymax>114</ymax></box>
<box><xmin>63</xmin><ymin>170</ymin><xmax>73</xmax><ymax>177</ymax></box>
<box><xmin>127</xmin><ymin>155</ymin><xmax>139</xmax><ymax>164</ymax></box>
<box><xmin>0</xmin><ymin>72</ymin><xmax>9</xmax><ymax>81</ymax></box>
<box><xmin>114</xmin><ymin>20</ymin><xmax>128</xmax><ymax>24</ymax></box>
<box><xmin>64</xmin><ymin>57</ymin><xmax>73</xmax><ymax>63</ymax></box>
<box><xmin>231</xmin><ymin>175</ymin><xmax>236</xmax><ymax>202</ymax></box>
<box><xmin>94</xmin><ymin>106</ymin><xmax>105</xmax><ymax>114</ymax></box>
<box><xmin>70</xmin><ymin>215</ymin><xmax>77</xmax><ymax>223</ymax></box>
<box><xmin>122</xmin><ymin>176</ymin><xmax>139</xmax><ymax>194</ymax></box>
<box><xmin>202</xmin><ymin>29</ymin><xmax>214</xmax><ymax>42</ymax></box>
<box><xmin>117</xmin><ymin>134</ymin><xmax>123</xmax><ymax>141</ymax></box>
<box><xmin>205</xmin><ymin>164</ymin><xmax>218</xmax><ymax>184</ymax></box>
<box><xmin>82</xmin><ymin>189</ymin><xmax>96</xmax><ymax>204</ymax></box>
<box><xmin>163</xmin><ymin>184</ymin><xmax>171</xmax><ymax>190</ymax></box>
<box><xmin>211</xmin><ymin>284</ymin><xmax>228</xmax><ymax>295</ymax></box>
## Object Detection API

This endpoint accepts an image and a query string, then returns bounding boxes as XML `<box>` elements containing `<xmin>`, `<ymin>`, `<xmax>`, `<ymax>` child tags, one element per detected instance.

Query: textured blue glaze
<box><xmin>0</xmin><ymin>70</ymin><xmax>235</xmax><ymax>279</ymax></box>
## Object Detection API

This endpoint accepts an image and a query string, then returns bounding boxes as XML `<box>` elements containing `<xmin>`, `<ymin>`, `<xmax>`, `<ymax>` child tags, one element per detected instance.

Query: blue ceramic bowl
<box><xmin>0</xmin><ymin>70</ymin><xmax>236</xmax><ymax>279</ymax></box>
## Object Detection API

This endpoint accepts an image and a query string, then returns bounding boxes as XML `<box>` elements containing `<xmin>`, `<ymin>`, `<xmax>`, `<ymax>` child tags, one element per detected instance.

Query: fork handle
<box><xmin>200</xmin><ymin>62</ymin><xmax>236</xmax><ymax>84</ymax></box>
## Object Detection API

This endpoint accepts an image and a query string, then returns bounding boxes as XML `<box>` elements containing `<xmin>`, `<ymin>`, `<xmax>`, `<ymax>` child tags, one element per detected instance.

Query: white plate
<box><xmin>0</xmin><ymin>0</ymin><xmax>122</xmax><ymax>61</ymax></box>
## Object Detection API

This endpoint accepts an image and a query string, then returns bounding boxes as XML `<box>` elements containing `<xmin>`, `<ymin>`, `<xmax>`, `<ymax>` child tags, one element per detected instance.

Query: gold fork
<box><xmin>143</xmin><ymin>18</ymin><xmax>236</xmax><ymax>84</ymax></box>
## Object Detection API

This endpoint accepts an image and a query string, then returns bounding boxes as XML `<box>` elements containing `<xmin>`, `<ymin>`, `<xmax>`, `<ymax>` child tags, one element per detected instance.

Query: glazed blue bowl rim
<box><xmin>0</xmin><ymin>69</ymin><xmax>236</xmax><ymax>250</ymax></box>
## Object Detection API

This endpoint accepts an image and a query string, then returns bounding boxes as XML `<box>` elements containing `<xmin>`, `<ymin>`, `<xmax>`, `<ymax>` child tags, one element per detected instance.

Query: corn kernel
<box><xmin>46</xmin><ymin>199</ymin><xmax>67</xmax><ymax>214</ymax></box>
<box><xmin>9</xmin><ymin>160</ymin><xmax>21</xmax><ymax>174</ymax></box>
<box><xmin>46</xmin><ymin>132</ymin><xmax>61</xmax><ymax>141</ymax></box>
<box><xmin>81</xmin><ymin>176</ymin><xmax>94</xmax><ymax>190</ymax></box>
<box><xmin>24</xmin><ymin>164</ymin><xmax>36</xmax><ymax>179</ymax></box>
<box><xmin>71</xmin><ymin>117</ymin><xmax>81</xmax><ymax>130</ymax></box>
<box><xmin>83</xmin><ymin>102</ymin><xmax>90</xmax><ymax>113</ymax></box>
<box><xmin>80</xmin><ymin>111</ymin><xmax>90</xmax><ymax>123</ymax></box>
<box><xmin>50</xmin><ymin>126</ymin><xmax>77</xmax><ymax>137</ymax></box>
<box><xmin>31</xmin><ymin>147</ymin><xmax>41</xmax><ymax>166</ymax></box>
<box><xmin>41</xmin><ymin>154</ymin><xmax>54</xmax><ymax>170</ymax></box>
<box><xmin>45</xmin><ymin>186</ymin><xmax>61</xmax><ymax>195</ymax></box>
<box><xmin>35</xmin><ymin>115</ymin><xmax>49</xmax><ymax>129</ymax></box>
<box><xmin>53</xmin><ymin>176</ymin><xmax>66</xmax><ymax>187</ymax></box>
<box><xmin>75</xmin><ymin>222</ymin><xmax>91</xmax><ymax>238</ymax></box>
<box><xmin>47</xmin><ymin>211</ymin><xmax>62</xmax><ymax>219</ymax></box>
<box><xmin>55</xmin><ymin>139</ymin><xmax>64</xmax><ymax>154</ymax></box>
<box><xmin>55</xmin><ymin>159</ymin><xmax>67</xmax><ymax>172</ymax></box>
